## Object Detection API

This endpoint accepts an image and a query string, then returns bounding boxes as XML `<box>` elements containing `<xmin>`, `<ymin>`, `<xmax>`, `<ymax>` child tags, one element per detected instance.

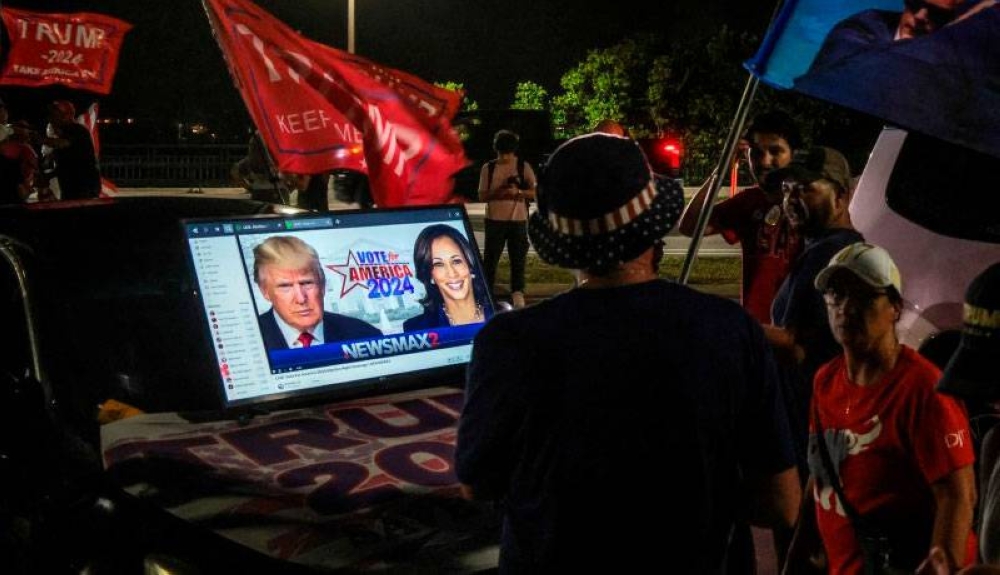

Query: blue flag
<box><xmin>746</xmin><ymin>0</ymin><xmax>1000</xmax><ymax>158</ymax></box>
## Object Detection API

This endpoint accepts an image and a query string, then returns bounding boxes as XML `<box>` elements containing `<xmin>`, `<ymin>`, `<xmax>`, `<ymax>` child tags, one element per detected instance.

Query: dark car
<box><xmin>0</xmin><ymin>197</ymin><xmax>496</xmax><ymax>574</ymax></box>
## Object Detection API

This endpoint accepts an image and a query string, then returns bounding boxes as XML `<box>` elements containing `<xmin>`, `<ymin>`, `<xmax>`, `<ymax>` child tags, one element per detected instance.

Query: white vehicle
<box><xmin>851</xmin><ymin>127</ymin><xmax>1000</xmax><ymax>365</ymax></box>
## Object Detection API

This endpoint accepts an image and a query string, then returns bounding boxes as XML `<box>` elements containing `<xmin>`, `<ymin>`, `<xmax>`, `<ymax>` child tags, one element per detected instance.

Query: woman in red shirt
<box><xmin>784</xmin><ymin>242</ymin><xmax>977</xmax><ymax>574</ymax></box>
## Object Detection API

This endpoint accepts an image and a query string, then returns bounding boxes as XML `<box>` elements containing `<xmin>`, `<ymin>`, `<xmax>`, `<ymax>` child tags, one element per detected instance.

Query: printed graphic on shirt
<box><xmin>808</xmin><ymin>415</ymin><xmax>883</xmax><ymax>518</ymax></box>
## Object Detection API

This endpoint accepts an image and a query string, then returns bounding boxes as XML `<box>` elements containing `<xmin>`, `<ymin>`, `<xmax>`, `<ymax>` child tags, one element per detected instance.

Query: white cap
<box><xmin>814</xmin><ymin>242</ymin><xmax>902</xmax><ymax>293</ymax></box>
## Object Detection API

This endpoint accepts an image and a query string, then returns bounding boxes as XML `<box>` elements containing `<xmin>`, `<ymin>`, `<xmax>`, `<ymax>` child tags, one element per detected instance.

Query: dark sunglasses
<box><xmin>903</xmin><ymin>0</ymin><xmax>958</xmax><ymax>27</ymax></box>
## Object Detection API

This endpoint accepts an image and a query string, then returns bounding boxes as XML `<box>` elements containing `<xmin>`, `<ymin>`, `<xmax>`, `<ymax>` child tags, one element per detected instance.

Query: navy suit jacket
<box><xmin>807</xmin><ymin>9</ymin><xmax>900</xmax><ymax>73</ymax></box>
<box><xmin>402</xmin><ymin>307</ymin><xmax>448</xmax><ymax>332</ymax></box>
<box><xmin>258</xmin><ymin>309</ymin><xmax>382</xmax><ymax>350</ymax></box>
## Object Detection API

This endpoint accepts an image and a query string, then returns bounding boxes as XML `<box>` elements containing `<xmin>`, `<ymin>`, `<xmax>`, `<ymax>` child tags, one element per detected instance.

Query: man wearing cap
<box><xmin>39</xmin><ymin>100</ymin><xmax>100</xmax><ymax>200</ymax></box>
<box><xmin>456</xmin><ymin>133</ymin><xmax>802</xmax><ymax>573</ymax></box>
<box><xmin>926</xmin><ymin>262</ymin><xmax>1000</xmax><ymax>573</ymax></box>
<box><xmin>763</xmin><ymin>146</ymin><xmax>864</xmax><ymax>478</ymax></box>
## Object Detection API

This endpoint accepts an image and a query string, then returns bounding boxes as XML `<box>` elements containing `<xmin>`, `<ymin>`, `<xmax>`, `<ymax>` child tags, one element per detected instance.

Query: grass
<box><xmin>494</xmin><ymin>254</ymin><xmax>740</xmax><ymax>286</ymax></box>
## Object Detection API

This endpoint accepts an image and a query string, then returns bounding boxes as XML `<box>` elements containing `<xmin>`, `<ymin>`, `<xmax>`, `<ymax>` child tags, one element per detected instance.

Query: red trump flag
<box><xmin>203</xmin><ymin>0</ymin><xmax>468</xmax><ymax>206</ymax></box>
<box><xmin>0</xmin><ymin>8</ymin><xmax>132</xmax><ymax>95</ymax></box>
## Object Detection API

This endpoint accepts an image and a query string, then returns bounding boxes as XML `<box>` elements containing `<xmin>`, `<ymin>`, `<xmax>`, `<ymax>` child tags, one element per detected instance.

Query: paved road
<box><xmin>117</xmin><ymin>187</ymin><xmax>739</xmax><ymax>258</ymax></box>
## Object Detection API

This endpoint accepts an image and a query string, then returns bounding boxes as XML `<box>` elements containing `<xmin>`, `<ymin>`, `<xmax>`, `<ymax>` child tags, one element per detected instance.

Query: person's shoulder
<box><xmin>659</xmin><ymin>278</ymin><xmax>741</xmax><ymax>306</ymax></box>
<box><xmin>682</xmin><ymin>284</ymin><xmax>763</xmax><ymax>333</ymax></box>
<box><xmin>324</xmin><ymin>310</ymin><xmax>369</xmax><ymax>324</ymax></box>
<box><xmin>713</xmin><ymin>186</ymin><xmax>768</xmax><ymax>221</ymax></box>
<box><xmin>815</xmin><ymin>353</ymin><xmax>846</xmax><ymax>385</ymax></box>
<box><xmin>720</xmin><ymin>185</ymin><xmax>766</xmax><ymax>204</ymax></box>
<box><xmin>474</xmin><ymin>293</ymin><xmax>561</xmax><ymax>342</ymax></box>
<box><xmin>402</xmin><ymin>309</ymin><xmax>439</xmax><ymax>331</ymax></box>
<box><xmin>896</xmin><ymin>346</ymin><xmax>944</xmax><ymax>390</ymax></box>
<box><xmin>628</xmin><ymin>280</ymin><xmax>755</xmax><ymax>329</ymax></box>
<box><xmin>809</xmin><ymin>228</ymin><xmax>864</xmax><ymax>258</ymax></box>
<box><xmin>821</xmin><ymin>9</ymin><xmax>900</xmax><ymax>42</ymax></box>
<box><xmin>324</xmin><ymin>311</ymin><xmax>381</xmax><ymax>334</ymax></box>
<box><xmin>836</xmin><ymin>8</ymin><xmax>900</xmax><ymax>28</ymax></box>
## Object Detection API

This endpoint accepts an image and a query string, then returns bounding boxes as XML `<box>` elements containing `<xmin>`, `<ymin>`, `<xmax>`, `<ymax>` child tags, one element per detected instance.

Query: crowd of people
<box><xmin>4</xmin><ymin>90</ymin><xmax>996</xmax><ymax>572</ymax></box>
<box><xmin>453</xmin><ymin>117</ymin><xmax>1000</xmax><ymax>575</ymax></box>
<box><xmin>0</xmin><ymin>98</ymin><xmax>101</xmax><ymax>204</ymax></box>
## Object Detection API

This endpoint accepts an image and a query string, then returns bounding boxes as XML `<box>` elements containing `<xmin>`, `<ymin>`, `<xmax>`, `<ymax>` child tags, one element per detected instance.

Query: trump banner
<box><xmin>0</xmin><ymin>8</ymin><xmax>132</xmax><ymax>95</ymax></box>
<box><xmin>102</xmin><ymin>386</ymin><xmax>498</xmax><ymax>571</ymax></box>
<box><xmin>746</xmin><ymin>0</ymin><xmax>1000</xmax><ymax>158</ymax></box>
<box><xmin>203</xmin><ymin>0</ymin><xmax>468</xmax><ymax>206</ymax></box>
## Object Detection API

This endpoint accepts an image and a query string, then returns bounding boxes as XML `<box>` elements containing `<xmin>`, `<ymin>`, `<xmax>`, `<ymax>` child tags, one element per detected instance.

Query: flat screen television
<box><xmin>181</xmin><ymin>205</ymin><xmax>494</xmax><ymax>411</ymax></box>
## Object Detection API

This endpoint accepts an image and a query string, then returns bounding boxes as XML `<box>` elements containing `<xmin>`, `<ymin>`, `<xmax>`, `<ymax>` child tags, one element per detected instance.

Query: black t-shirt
<box><xmin>456</xmin><ymin>280</ymin><xmax>796</xmax><ymax>573</ymax></box>
<box><xmin>53</xmin><ymin>122</ymin><xmax>101</xmax><ymax>200</ymax></box>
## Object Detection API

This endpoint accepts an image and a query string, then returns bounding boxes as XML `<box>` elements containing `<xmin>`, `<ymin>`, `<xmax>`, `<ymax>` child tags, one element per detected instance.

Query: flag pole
<box><xmin>347</xmin><ymin>0</ymin><xmax>355</xmax><ymax>54</ymax></box>
<box><xmin>678</xmin><ymin>0</ymin><xmax>787</xmax><ymax>286</ymax></box>
<box><xmin>678</xmin><ymin>75</ymin><xmax>757</xmax><ymax>285</ymax></box>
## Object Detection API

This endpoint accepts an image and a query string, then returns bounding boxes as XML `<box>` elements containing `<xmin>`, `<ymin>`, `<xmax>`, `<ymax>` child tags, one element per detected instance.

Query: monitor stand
<box><xmin>177</xmin><ymin>405</ymin><xmax>272</xmax><ymax>426</ymax></box>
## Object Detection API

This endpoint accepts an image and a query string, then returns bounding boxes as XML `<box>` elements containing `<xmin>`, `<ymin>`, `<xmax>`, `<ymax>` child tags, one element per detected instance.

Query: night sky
<box><xmin>2</xmin><ymin>0</ymin><xmax>774</xmax><ymax>137</ymax></box>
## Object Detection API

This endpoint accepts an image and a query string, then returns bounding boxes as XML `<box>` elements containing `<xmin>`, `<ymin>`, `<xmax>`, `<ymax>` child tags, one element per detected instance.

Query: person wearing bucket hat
<box><xmin>783</xmin><ymin>242</ymin><xmax>977</xmax><ymax>574</ymax></box>
<box><xmin>527</xmin><ymin>133</ymin><xmax>685</xmax><ymax>271</ymax></box>
<box><xmin>934</xmin><ymin>262</ymin><xmax>1000</xmax><ymax>570</ymax></box>
<box><xmin>457</xmin><ymin>133</ymin><xmax>802</xmax><ymax>573</ymax></box>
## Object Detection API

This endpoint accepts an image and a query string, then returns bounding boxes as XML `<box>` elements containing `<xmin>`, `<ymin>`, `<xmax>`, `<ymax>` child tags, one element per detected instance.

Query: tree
<box><xmin>550</xmin><ymin>35</ymin><xmax>659</xmax><ymax>139</ymax></box>
<box><xmin>434</xmin><ymin>81</ymin><xmax>479</xmax><ymax>112</ymax></box>
<box><xmin>547</xmin><ymin>30</ymin><xmax>877</xmax><ymax>180</ymax></box>
<box><xmin>511</xmin><ymin>81</ymin><xmax>548</xmax><ymax>111</ymax></box>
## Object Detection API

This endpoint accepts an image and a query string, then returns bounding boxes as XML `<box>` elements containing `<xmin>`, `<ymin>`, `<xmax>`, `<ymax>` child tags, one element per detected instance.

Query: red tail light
<box><xmin>639</xmin><ymin>137</ymin><xmax>683</xmax><ymax>178</ymax></box>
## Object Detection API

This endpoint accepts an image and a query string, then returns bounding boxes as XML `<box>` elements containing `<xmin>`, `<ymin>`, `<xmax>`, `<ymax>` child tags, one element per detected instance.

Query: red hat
<box><xmin>50</xmin><ymin>100</ymin><xmax>76</xmax><ymax>118</ymax></box>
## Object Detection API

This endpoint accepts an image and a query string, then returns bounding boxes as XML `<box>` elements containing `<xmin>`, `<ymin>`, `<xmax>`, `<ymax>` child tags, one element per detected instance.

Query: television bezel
<box><xmin>180</xmin><ymin>204</ymin><xmax>491</xmax><ymax>415</ymax></box>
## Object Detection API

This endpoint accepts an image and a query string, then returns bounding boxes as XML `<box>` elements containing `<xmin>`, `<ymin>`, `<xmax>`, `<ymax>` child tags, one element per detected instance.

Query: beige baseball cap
<box><xmin>814</xmin><ymin>242</ymin><xmax>902</xmax><ymax>293</ymax></box>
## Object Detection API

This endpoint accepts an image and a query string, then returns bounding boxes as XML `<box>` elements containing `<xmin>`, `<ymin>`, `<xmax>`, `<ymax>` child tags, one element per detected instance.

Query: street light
<box><xmin>347</xmin><ymin>0</ymin><xmax>355</xmax><ymax>53</ymax></box>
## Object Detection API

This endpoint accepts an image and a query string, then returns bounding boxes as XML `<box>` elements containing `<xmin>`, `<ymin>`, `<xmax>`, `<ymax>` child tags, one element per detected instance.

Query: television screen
<box><xmin>181</xmin><ymin>205</ymin><xmax>494</xmax><ymax>410</ymax></box>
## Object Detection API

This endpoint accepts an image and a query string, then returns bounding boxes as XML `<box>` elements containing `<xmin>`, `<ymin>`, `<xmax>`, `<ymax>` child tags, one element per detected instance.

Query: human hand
<box><xmin>917</xmin><ymin>547</ymin><xmax>953</xmax><ymax>575</ymax></box>
<box><xmin>735</xmin><ymin>138</ymin><xmax>750</xmax><ymax>165</ymax></box>
<box><xmin>458</xmin><ymin>484</ymin><xmax>475</xmax><ymax>500</ymax></box>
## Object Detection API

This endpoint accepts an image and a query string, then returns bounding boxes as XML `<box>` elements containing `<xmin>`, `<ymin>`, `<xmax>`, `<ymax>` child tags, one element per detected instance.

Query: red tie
<box><xmin>296</xmin><ymin>332</ymin><xmax>315</xmax><ymax>348</ymax></box>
